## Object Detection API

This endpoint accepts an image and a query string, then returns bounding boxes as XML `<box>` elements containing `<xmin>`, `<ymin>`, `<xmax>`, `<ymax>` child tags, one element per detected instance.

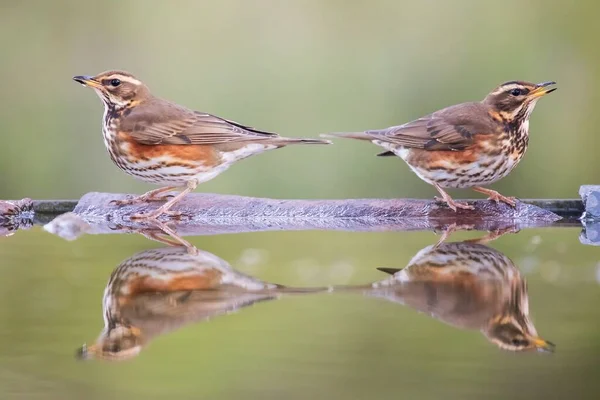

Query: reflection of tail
<box><xmin>273</xmin><ymin>285</ymin><xmax>334</xmax><ymax>294</ymax></box>
<box><xmin>318</xmin><ymin>267</ymin><xmax>406</xmax><ymax>293</ymax></box>
<box><xmin>321</xmin><ymin>132</ymin><xmax>373</xmax><ymax>141</ymax></box>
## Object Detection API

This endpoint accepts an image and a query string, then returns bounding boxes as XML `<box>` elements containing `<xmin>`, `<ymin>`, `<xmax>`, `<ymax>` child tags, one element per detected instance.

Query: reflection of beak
<box><xmin>530</xmin><ymin>81</ymin><xmax>557</xmax><ymax>98</ymax></box>
<box><xmin>74</xmin><ymin>342</ymin><xmax>142</xmax><ymax>361</ymax></box>
<box><xmin>73</xmin><ymin>75</ymin><xmax>101</xmax><ymax>89</ymax></box>
<box><xmin>75</xmin><ymin>343</ymin><xmax>95</xmax><ymax>360</ymax></box>
<box><xmin>532</xmin><ymin>337</ymin><xmax>556</xmax><ymax>353</ymax></box>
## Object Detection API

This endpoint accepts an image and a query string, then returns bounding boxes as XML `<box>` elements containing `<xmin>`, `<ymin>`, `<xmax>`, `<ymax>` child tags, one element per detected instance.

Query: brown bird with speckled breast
<box><xmin>365</xmin><ymin>239</ymin><xmax>554</xmax><ymax>352</ymax></box>
<box><xmin>74</xmin><ymin>70</ymin><xmax>330</xmax><ymax>220</ymax></box>
<box><xmin>323</xmin><ymin>81</ymin><xmax>556</xmax><ymax>211</ymax></box>
<box><xmin>76</xmin><ymin>246</ymin><xmax>330</xmax><ymax>361</ymax></box>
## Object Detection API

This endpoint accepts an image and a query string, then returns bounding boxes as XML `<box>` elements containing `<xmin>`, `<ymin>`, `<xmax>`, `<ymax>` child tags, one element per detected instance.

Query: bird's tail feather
<box><xmin>320</xmin><ymin>132</ymin><xmax>373</xmax><ymax>141</ymax></box>
<box><xmin>277</xmin><ymin>137</ymin><xmax>332</xmax><ymax>145</ymax></box>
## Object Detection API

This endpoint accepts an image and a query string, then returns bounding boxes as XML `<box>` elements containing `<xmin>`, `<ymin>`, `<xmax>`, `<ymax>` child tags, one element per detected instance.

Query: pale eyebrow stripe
<box><xmin>107</xmin><ymin>75</ymin><xmax>142</xmax><ymax>85</ymax></box>
<box><xmin>491</xmin><ymin>84</ymin><xmax>521</xmax><ymax>95</ymax></box>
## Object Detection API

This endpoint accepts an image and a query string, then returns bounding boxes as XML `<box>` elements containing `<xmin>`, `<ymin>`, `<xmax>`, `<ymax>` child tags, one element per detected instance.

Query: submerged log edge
<box><xmin>3</xmin><ymin>190</ymin><xmax>600</xmax><ymax>244</ymax></box>
<box><xmin>13</xmin><ymin>194</ymin><xmax>586</xmax><ymax>226</ymax></box>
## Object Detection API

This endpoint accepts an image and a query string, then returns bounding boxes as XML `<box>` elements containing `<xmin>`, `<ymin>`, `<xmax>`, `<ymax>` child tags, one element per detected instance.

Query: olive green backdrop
<box><xmin>1</xmin><ymin>0</ymin><xmax>598</xmax><ymax>200</ymax></box>
<box><xmin>1</xmin><ymin>1</ymin><xmax>599</xmax><ymax>399</ymax></box>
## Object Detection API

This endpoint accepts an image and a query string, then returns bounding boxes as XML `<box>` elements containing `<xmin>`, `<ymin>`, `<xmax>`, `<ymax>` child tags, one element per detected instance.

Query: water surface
<box><xmin>0</xmin><ymin>227</ymin><xmax>598</xmax><ymax>399</ymax></box>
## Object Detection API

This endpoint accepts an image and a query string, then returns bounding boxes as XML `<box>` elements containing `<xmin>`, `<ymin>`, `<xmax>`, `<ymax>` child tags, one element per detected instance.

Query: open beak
<box><xmin>75</xmin><ymin>342</ymin><xmax>142</xmax><ymax>361</ymax></box>
<box><xmin>530</xmin><ymin>81</ymin><xmax>557</xmax><ymax>98</ymax></box>
<box><xmin>75</xmin><ymin>343</ymin><xmax>95</xmax><ymax>360</ymax></box>
<box><xmin>73</xmin><ymin>75</ymin><xmax>101</xmax><ymax>89</ymax></box>
<box><xmin>532</xmin><ymin>337</ymin><xmax>556</xmax><ymax>353</ymax></box>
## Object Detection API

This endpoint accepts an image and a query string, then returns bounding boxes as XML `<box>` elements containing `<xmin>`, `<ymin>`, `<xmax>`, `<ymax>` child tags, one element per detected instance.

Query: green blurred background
<box><xmin>1</xmin><ymin>0</ymin><xmax>598</xmax><ymax>201</ymax></box>
<box><xmin>1</xmin><ymin>1</ymin><xmax>600</xmax><ymax>399</ymax></box>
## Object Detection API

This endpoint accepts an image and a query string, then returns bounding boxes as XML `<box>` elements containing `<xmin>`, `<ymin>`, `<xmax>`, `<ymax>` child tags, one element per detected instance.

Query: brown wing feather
<box><xmin>120</xmin><ymin>100</ymin><xmax>279</xmax><ymax>145</ymax></box>
<box><xmin>367</xmin><ymin>102</ymin><xmax>498</xmax><ymax>151</ymax></box>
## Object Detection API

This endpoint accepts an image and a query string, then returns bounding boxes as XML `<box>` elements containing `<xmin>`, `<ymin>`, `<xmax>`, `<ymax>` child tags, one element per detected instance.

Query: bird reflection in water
<box><xmin>77</xmin><ymin>245</ymin><xmax>329</xmax><ymax>361</ymax></box>
<box><xmin>365</xmin><ymin>236</ymin><xmax>555</xmax><ymax>352</ymax></box>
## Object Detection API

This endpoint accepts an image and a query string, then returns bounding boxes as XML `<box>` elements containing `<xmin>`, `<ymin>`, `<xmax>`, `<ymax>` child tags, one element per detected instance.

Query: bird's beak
<box><xmin>530</xmin><ymin>81</ymin><xmax>557</xmax><ymax>98</ymax></box>
<box><xmin>75</xmin><ymin>343</ymin><xmax>96</xmax><ymax>360</ymax></box>
<box><xmin>532</xmin><ymin>337</ymin><xmax>556</xmax><ymax>353</ymax></box>
<box><xmin>73</xmin><ymin>75</ymin><xmax>101</xmax><ymax>89</ymax></box>
<box><xmin>74</xmin><ymin>342</ymin><xmax>142</xmax><ymax>361</ymax></box>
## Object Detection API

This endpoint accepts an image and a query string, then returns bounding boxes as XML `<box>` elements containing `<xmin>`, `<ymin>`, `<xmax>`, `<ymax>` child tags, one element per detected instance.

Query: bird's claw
<box><xmin>110</xmin><ymin>197</ymin><xmax>138</xmax><ymax>206</ymax></box>
<box><xmin>434</xmin><ymin>196</ymin><xmax>475</xmax><ymax>212</ymax></box>
<box><xmin>110</xmin><ymin>194</ymin><xmax>174</xmax><ymax>207</ymax></box>
<box><xmin>130</xmin><ymin>209</ymin><xmax>183</xmax><ymax>221</ymax></box>
<box><xmin>488</xmin><ymin>194</ymin><xmax>517</xmax><ymax>207</ymax></box>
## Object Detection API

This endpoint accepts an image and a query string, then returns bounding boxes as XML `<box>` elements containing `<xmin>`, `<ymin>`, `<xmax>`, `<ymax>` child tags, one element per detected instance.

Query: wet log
<box><xmin>58</xmin><ymin>191</ymin><xmax>568</xmax><ymax>235</ymax></box>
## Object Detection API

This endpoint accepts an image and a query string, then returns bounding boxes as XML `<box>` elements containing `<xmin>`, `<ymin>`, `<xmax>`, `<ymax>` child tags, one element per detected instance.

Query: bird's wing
<box><xmin>120</xmin><ymin>101</ymin><xmax>279</xmax><ymax>145</ymax></box>
<box><xmin>367</xmin><ymin>103</ymin><xmax>497</xmax><ymax>151</ymax></box>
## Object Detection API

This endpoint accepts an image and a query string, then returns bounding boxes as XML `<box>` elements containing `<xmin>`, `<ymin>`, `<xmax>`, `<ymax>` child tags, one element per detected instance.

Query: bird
<box><xmin>0</xmin><ymin>198</ymin><xmax>33</xmax><ymax>237</ymax></box>
<box><xmin>76</xmin><ymin>246</ymin><xmax>330</xmax><ymax>361</ymax></box>
<box><xmin>323</xmin><ymin>81</ymin><xmax>556</xmax><ymax>211</ymax></box>
<box><xmin>362</xmin><ymin>240</ymin><xmax>554</xmax><ymax>352</ymax></box>
<box><xmin>73</xmin><ymin>70</ymin><xmax>331</xmax><ymax>220</ymax></box>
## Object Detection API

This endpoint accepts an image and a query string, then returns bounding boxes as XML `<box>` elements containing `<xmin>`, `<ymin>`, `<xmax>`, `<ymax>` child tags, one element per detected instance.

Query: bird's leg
<box><xmin>434</xmin><ymin>223</ymin><xmax>458</xmax><ymax>248</ymax></box>
<box><xmin>149</xmin><ymin>220</ymin><xmax>199</xmax><ymax>255</ymax></box>
<box><xmin>433</xmin><ymin>222</ymin><xmax>476</xmax><ymax>248</ymax></box>
<box><xmin>131</xmin><ymin>179</ymin><xmax>198</xmax><ymax>221</ymax></box>
<box><xmin>472</xmin><ymin>187</ymin><xmax>517</xmax><ymax>207</ymax></box>
<box><xmin>464</xmin><ymin>226</ymin><xmax>521</xmax><ymax>245</ymax></box>
<box><xmin>433</xmin><ymin>184</ymin><xmax>474</xmax><ymax>211</ymax></box>
<box><xmin>110</xmin><ymin>186</ymin><xmax>177</xmax><ymax>206</ymax></box>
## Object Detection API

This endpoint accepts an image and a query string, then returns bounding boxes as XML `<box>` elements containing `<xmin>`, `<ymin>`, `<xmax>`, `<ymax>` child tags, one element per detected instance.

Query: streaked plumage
<box><xmin>74</xmin><ymin>70</ymin><xmax>330</xmax><ymax>219</ymax></box>
<box><xmin>324</xmin><ymin>81</ymin><xmax>556</xmax><ymax>211</ymax></box>
<box><xmin>77</xmin><ymin>246</ymin><xmax>329</xmax><ymax>361</ymax></box>
<box><xmin>364</xmin><ymin>240</ymin><xmax>554</xmax><ymax>352</ymax></box>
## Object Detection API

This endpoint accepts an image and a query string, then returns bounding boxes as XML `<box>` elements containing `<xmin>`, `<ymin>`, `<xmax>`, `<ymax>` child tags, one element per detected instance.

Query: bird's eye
<box><xmin>510</xmin><ymin>88</ymin><xmax>523</xmax><ymax>96</ymax></box>
<box><xmin>110</xmin><ymin>79</ymin><xmax>121</xmax><ymax>87</ymax></box>
<box><xmin>511</xmin><ymin>338</ymin><xmax>525</xmax><ymax>346</ymax></box>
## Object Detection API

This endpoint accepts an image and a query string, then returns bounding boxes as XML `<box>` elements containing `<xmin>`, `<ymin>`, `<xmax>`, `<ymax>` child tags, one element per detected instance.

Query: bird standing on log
<box><xmin>324</xmin><ymin>81</ymin><xmax>556</xmax><ymax>211</ymax></box>
<box><xmin>74</xmin><ymin>70</ymin><xmax>330</xmax><ymax>220</ymax></box>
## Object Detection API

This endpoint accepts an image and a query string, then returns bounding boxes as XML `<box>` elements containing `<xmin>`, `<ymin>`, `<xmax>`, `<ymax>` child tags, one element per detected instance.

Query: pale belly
<box><xmin>375</xmin><ymin>141</ymin><xmax>524</xmax><ymax>189</ymax></box>
<box><xmin>104</xmin><ymin>132</ymin><xmax>275</xmax><ymax>187</ymax></box>
<box><xmin>113</xmin><ymin>156</ymin><xmax>232</xmax><ymax>187</ymax></box>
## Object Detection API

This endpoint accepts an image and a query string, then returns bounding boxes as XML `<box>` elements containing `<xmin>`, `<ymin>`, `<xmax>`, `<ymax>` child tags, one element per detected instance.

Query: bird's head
<box><xmin>483</xmin><ymin>276</ymin><xmax>554</xmax><ymax>353</ymax></box>
<box><xmin>73</xmin><ymin>70</ymin><xmax>151</xmax><ymax>109</ymax></box>
<box><xmin>76</xmin><ymin>324</ymin><xmax>144</xmax><ymax>362</ymax></box>
<box><xmin>484</xmin><ymin>316</ymin><xmax>555</xmax><ymax>353</ymax></box>
<box><xmin>483</xmin><ymin>81</ymin><xmax>556</xmax><ymax>122</ymax></box>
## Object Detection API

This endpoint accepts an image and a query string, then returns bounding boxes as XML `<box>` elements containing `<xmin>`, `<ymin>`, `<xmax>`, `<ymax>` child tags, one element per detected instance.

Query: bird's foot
<box><xmin>487</xmin><ymin>193</ymin><xmax>517</xmax><ymax>207</ymax></box>
<box><xmin>130</xmin><ymin>209</ymin><xmax>182</xmax><ymax>221</ymax></box>
<box><xmin>464</xmin><ymin>226</ymin><xmax>521</xmax><ymax>244</ymax></box>
<box><xmin>109</xmin><ymin>187</ymin><xmax>177</xmax><ymax>207</ymax></box>
<box><xmin>434</xmin><ymin>196</ymin><xmax>475</xmax><ymax>212</ymax></box>
<box><xmin>433</xmin><ymin>222</ymin><xmax>476</xmax><ymax>248</ymax></box>
<box><xmin>472</xmin><ymin>187</ymin><xmax>517</xmax><ymax>207</ymax></box>
<box><xmin>110</xmin><ymin>193</ymin><xmax>174</xmax><ymax>207</ymax></box>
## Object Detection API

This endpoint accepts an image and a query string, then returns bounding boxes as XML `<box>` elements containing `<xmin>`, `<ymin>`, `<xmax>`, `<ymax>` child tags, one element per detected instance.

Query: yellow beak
<box><xmin>530</xmin><ymin>81</ymin><xmax>557</xmax><ymax>98</ymax></box>
<box><xmin>532</xmin><ymin>337</ymin><xmax>556</xmax><ymax>353</ymax></box>
<box><xmin>73</xmin><ymin>75</ymin><xmax>102</xmax><ymax>89</ymax></box>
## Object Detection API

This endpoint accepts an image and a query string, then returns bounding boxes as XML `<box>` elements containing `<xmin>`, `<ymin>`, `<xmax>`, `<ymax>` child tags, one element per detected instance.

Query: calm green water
<box><xmin>0</xmin><ymin>226</ymin><xmax>598</xmax><ymax>399</ymax></box>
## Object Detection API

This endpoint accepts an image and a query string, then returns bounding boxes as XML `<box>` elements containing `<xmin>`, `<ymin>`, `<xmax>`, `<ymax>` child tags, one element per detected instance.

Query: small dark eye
<box><xmin>510</xmin><ymin>88</ymin><xmax>523</xmax><ymax>96</ymax></box>
<box><xmin>110</xmin><ymin>79</ymin><xmax>121</xmax><ymax>87</ymax></box>
<box><xmin>511</xmin><ymin>338</ymin><xmax>525</xmax><ymax>346</ymax></box>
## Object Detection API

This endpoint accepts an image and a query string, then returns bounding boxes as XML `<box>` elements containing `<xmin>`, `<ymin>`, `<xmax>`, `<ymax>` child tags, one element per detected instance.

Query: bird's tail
<box><xmin>277</xmin><ymin>137</ymin><xmax>332</xmax><ymax>145</ymax></box>
<box><xmin>320</xmin><ymin>132</ymin><xmax>373</xmax><ymax>141</ymax></box>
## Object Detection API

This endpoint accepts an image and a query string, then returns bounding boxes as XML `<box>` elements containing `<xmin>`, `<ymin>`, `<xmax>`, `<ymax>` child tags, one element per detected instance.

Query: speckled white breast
<box><xmin>374</xmin><ymin>139</ymin><xmax>527</xmax><ymax>189</ymax></box>
<box><xmin>102</xmin><ymin>113</ymin><xmax>274</xmax><ymax>186</ymax></box>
